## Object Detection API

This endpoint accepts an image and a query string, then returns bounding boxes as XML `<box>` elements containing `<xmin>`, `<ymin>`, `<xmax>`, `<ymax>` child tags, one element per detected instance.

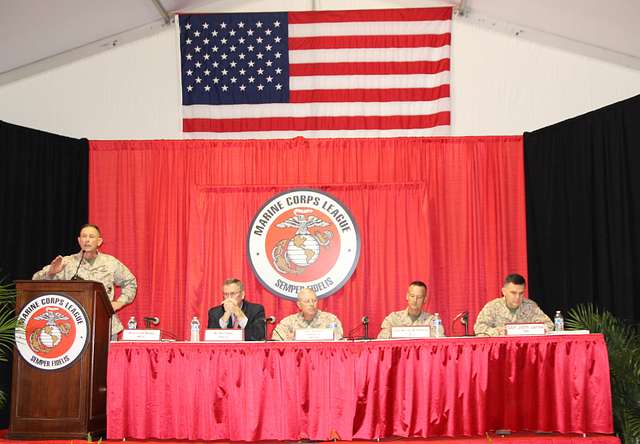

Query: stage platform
<box><xmin>0</xmin><ymin>431</ymin><xmax>621</xmax><ymax>444</ymax></box>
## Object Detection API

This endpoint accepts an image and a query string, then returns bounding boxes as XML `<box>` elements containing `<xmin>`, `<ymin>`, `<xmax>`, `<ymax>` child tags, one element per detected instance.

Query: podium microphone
<box><xmin>71</xmin><ymin>251</ymin><xmax>86</xmax><ymax>280</ymax></box>
<box><xmin>143</xmin><ymin>316</ymin><xmax>160</xmax><ymax>328</ymax></box>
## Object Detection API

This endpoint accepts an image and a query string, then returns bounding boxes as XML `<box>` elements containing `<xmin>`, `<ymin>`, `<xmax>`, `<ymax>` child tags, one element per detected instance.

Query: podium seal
<box><xmin>15</xmin><ymin>293</ymin><xmax>89</xmax><ymax>370</ymax></box>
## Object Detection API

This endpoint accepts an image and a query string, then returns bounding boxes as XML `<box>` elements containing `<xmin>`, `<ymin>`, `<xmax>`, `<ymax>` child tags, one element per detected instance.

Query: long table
<box><xmin>107</xmin><ymin>334</ymin><xmax>613</xmax><ymax>441</ymax></box>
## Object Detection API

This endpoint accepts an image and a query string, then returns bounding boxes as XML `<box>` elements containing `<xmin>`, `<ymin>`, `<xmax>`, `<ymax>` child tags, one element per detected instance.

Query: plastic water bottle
<box><xmin>554</xmin><ymin>310</ymin><xmax>564</xmax><ymax>332</ymax></box>
<box><xmin>328</xmin><ymin>322</ymin><xmax>338</xmax><ymax>340</ymax></box>
<box><xmin>432</xmin><ymin>313</ymin><xmax>443</xmax><ymax>338</ymax></box>
<box><xmin>127</xmin><ymin>316</ymin><xmax>137</xmax><ymax>330</ymax></box>
<box><xmin>190</xmin><ymin>316</ymin><xmax>200</xmax><ymax>342</ymax></box>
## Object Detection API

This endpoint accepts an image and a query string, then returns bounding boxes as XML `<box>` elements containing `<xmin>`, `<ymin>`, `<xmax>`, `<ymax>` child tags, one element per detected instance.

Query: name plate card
<box><xmin>391</xmin><ymin>326</ymin><xmax>431</xmax><ymax>339</ymax></box>
<box><xmin>547</xmin><ymin>329</ymin><xmax>590</xmax><ymax>335</ymax></box>
<box><xmin>204</xmin><ymin>329</ymin><xmax>245</xmax><ymax>341</ymax></box>
<box><xmin>295</xmin><ymin>328</ymin><xmax>335</xmax><ymax>341</ymax></box>
<box><xmin>505</xmin><ymin>323</ymin><xmax>546</xmax><ymax>336</ymax></box>
<box><xmin>122</xmin><ymin>329</ymin><xmax>161</xmax><ymax>341</ymax></box>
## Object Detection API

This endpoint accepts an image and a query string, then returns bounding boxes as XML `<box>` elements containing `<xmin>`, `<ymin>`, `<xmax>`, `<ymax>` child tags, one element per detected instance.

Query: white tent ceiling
<box><xmin>1</xmin><ymin>0</ymin><xmax>639</xmax><ymax>86</ymax></box>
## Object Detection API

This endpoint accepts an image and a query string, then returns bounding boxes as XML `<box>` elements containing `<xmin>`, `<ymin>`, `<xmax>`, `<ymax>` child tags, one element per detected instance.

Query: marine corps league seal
<box><xmin>248</xmin><ymin>189</ymin><xmax>360</xmax><ymax>300</ymax></box>
<box><xmin>15</xmin><ymin>293</ymin><xmax>89</xmax><ymax>371</ymax></box>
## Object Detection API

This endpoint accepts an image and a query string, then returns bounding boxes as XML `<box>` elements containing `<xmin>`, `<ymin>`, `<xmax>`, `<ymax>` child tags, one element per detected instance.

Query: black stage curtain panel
<box><xmin>524</xmin><ymin>94</ymin><xmax>640</xmax><ymax>324</ymax></box>
<box><xmin>0</xmin><ymin>120</ymin><xmax>88</xmax><ymax>427</ymax></box>
<box><xmin>0</xmin><ymin>120</ymin><xmax>89</xmax><ymax>281</ymax></box>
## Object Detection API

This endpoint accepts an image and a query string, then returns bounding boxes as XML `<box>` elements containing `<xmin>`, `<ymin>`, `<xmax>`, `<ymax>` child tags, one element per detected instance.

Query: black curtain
<box><xmin>0</xmin><ymin>120</ymin><xmax>88</xmax><ymax>428</ymax></box>
<box><xmin>524</xmin><ymin>94</ymin><xmax>640</xmax><ymax>324</ymax></box>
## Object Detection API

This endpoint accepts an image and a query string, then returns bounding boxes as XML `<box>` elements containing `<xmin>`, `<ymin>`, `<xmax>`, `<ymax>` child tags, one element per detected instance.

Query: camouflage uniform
<box><xmin>272</xmin><ymin>310</ymin><xmax>343</xmax><ymax>341</ymax></box>
<box><xmin>377</xmin><ymin>309</ymin><xmax>437</xmax><ymax>339</ymax></box>
<box><xmin>33</xmin><ymin>251</ymin><xmax>137</xmax><ymax>335</ymax></box>
<box><xmin>473</xmin><ymin>297</ymin><xmax>553</xmax><ymax>336</ymax></box>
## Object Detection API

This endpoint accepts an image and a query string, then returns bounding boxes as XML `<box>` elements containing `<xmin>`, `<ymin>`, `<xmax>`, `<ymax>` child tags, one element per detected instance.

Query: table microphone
<box><xmin>362</xmin><ymin>316</ymin><xmax>369</xmax><ymax>340</ymax></box>
<box><xmin>460</xmin><ymin>311</ymin><xmax>469</xmax><ymax>336</ymax></box>
<box><xmin>143</xmin><ymin>316</ymin><xmax>160</xmax><ymax>328</ymax></box>
<box><xmin>262</xmin><ymin>316</ymin><xmax>278</xmax><ymax>341</ymax></box>
<box><xmin>452</xmin><ymin>311</ymin><xmax>470</xmax><ymax>336</ymax></box>
<box><xmin>346</xmin><ymin>316</ymin><xmax>369</xmax><ymax>340</ymax></box>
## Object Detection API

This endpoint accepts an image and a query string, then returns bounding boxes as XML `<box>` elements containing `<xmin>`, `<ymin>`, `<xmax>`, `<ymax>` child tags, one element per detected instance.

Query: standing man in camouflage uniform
<box><xmin>272</xmin><ymin>288</ymin><xmax>343</xmax><ymax>340</ymax></box>
<box><xmin>32</xmin><ymin>224</ymin><xmax>137</xmax><ymax>338</ymax></box>
<box><xmin>378</xmin><ymin>281</ymin><xmax>443</xmax><ymax>338</ymax></box>
<box><xmin>474</xmin><ymin>273</ymin><xmax>553</xmax><ymax>336</ymax></box>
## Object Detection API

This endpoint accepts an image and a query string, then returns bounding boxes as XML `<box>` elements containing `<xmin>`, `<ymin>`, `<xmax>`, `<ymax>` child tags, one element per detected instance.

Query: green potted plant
<box><xmin>0</xmin><ymin>280</ymin><xmax>17</xmax><ymax>410</ymax></box>
<box><xmin>566</xmin><ymin>304</ymin><xmax>640</xmax><ymax>443</ymax></box>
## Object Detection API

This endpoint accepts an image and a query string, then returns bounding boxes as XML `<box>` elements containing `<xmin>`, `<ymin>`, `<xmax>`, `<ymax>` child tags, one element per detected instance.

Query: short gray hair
<box><xmin>222</xmin><ymin>278</ymin><xmax>243</xmax><ymax>291</ymax></box>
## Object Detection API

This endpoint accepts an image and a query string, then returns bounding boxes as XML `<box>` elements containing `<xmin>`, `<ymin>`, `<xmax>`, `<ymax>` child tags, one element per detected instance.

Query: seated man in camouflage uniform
<box><xmin>377</xmin><ymin>280</ymin><xmax>443</xmax><ymax>339</ymax></box>
<box><xmin>474</xmin><ymin>273</ymin><xmax>553</xmax><ymax>336</ymax></box>
<box><xmin>272</xmin><ymin>288</ymin><xmax>343</xmax><ymax>341</ymax></box>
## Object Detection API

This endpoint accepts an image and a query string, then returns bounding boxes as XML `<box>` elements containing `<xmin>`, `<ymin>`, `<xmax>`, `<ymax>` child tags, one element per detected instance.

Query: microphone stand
<box><xmin>345</xmin><ymin>324</ymin><xmax>362</xmax><ymax>340</ymax></box>
<box><xmin>346</xmin><ymin>317</ymin><xmax>370</xmax><ymax>340</ymax></box>
<box><xmin>451</xmin><ymin>311</ymin><xmax>470</xmax><ymax>336</ymax></box>
<box><xmin>263</xmin><ymin>318</ymin><xmax>268</xmax><ymax>342</ymax></box>
<box><xmin>462</xmin><ymin>313</ymin><xmax>469</xmax><ymax>336</ymax></box>
<box><xmin>71</xmin><ymin>250</ymin><xmax>86</xmax><ymax>280</ymax></box>
<box><xmin>271</xmin><ymin>325</ymin><xmax>285</xmax><ymax>341</ymax></box>
<box><xmin>262</xmin><ymin>316</ymin><xmax>277</xmax><ymax>341</ymax></box>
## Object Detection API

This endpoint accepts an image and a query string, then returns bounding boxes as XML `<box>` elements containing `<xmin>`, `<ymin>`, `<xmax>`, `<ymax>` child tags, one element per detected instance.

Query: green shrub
<box><xmin>567</xmin><ymin>304</ymin><xmax>640</xmax><ymax>443</ymax></box>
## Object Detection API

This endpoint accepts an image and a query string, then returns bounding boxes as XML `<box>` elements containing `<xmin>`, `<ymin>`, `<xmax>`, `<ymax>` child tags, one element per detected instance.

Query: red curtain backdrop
<box><xmin>89</xmin><ymin>136</ymin><xmax>526</xmax><ymax>339</ymax></box>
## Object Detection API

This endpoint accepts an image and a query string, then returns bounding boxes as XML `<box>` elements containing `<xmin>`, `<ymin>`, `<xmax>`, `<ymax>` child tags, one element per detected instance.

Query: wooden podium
<box><xmin>9</xmin><ymin>280</ymin><xmax>114</xmax><ymax>439</ymax></box>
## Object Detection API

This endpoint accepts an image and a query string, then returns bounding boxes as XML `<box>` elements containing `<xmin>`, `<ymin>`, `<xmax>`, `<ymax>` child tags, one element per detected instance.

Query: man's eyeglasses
<box><xmin>223</xmin><ymin>291</ymin><xmax>241</xmax><ymax>298</ymax></box>
<box><xmin>299</xmin><ymin>299</ymin><xmax>318</xmax><ymax>305</ymax></box>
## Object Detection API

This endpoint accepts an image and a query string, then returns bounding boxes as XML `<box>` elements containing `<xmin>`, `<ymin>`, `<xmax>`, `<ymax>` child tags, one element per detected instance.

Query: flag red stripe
<box><xmin>289</xmin><ymin>34</ymin><xmax>451</xmax><ymax>50</ymax></box>
<box><xmin>290</xmin><ymin>59</ymin><xmax>450</xmax><ymax>76</ymax></box>
<box><xmin>288</xmin><ymin>7</ymin><xmax>452</xmax><ymax>24</ymax></box>
<box><xmin>183</xmin><ymin>112</ymin><xmax>450</xmax><ymax>132</ymax></box>
<box><xmin>289</xmin><ymin>85</ymin><xmax>450</xmax><ymax>103</ymax></box>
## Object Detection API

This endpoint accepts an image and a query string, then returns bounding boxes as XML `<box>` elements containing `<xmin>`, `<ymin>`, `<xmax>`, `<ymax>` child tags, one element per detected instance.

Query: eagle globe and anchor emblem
<box><xmin>29</xmin><ymin>309</ymin><xmax>72</xmax><ymax>352</ymax></box>
<box><xmin>15</xmin><ymin>294</ymin><xmax>89</xmax><ymax>371</ymax></box>
<box><xmin>248</xmin><ymin>189</ymin><xmax>361</xmax><ymax>300</ymax></box>
<box><xmin>272</xmin><ymin>209</ymin><xmax>334</xmax><ymax>274</ymax></box>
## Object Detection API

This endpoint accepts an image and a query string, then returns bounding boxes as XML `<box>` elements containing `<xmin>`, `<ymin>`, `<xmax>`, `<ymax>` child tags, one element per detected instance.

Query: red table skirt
<box><xmin>107</xmin><ymin>334</ymin><xmax>613</xmax><ymax>441</ymax></box>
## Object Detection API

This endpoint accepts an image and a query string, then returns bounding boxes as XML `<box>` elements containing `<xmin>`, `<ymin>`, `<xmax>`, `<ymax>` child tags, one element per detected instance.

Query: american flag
<box><xmin>178</xmin><ymin>8</ymin><xmax>451</xmax><ymax>139</ymax></box>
